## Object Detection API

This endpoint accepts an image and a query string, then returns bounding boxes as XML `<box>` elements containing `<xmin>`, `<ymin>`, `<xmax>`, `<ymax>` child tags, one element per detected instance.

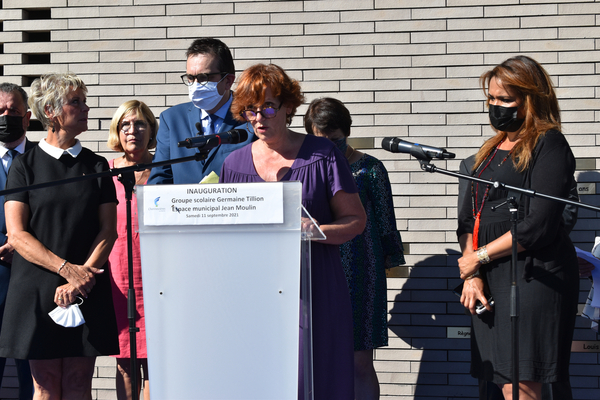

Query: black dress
<box><xmin>0</xmin><ymin>146</ymin><xmax>119</xmax><ymax>359</ymax></box>
<box><xmin>457</xmin><ymin>130</ymin><xmax>579</xmax><ymax>385</ymax></box>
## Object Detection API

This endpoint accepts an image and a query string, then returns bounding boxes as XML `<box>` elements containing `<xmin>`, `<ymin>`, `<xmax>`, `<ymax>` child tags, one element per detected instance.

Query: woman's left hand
<box><xmin>54</xmin><ymin>284</ymin><xmax>79</xmax><ymax>308</ymax></box>
<box><xmin>301</xmin><ymin>216</ymin><xmax>321</xmax><ymax>238</ymax></box>
<box><xmin>460</xmin><ymin>276</ymin><xmax>492</xmax><ymax>315</ymax></box>
<box><xmin>58</xmin><ymin>262</ymin><xmax>102</xmax><ymax>298</ymax></box>
<box><xmin>321</xmin><ymin>191</ymin><xmax>366</xmax><ymax>245</ymax></box>
<box><xmin>458</xmin><ymin>250</ymin><xmax>480</xmax><ymax>279</ymax></box>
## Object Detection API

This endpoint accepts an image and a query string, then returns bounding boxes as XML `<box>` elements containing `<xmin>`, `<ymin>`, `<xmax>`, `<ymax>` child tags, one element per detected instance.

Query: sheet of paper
<box><xmin>576</xmin><ymin>246</ymin><xmax>600</xmax><ymax>307</ymax></box>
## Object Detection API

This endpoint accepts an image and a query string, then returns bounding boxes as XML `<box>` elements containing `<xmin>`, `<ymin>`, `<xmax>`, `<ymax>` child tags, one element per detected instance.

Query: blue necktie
<box><xmin>6</xmin><ymin>149</ymin><xmax>18</xmax><ymax>172</ymax></box>
<box><xmin>206</xmin><ymin>114</ymin><xmax>219</xmax><ymax>136</ymax></box>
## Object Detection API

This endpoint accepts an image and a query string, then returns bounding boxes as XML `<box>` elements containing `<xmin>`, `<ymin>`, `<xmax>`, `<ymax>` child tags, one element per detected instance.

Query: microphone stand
<box><xmin>117</xmin><ymin>171</ymin><xmax>139</xmax><ymax>400</ymax></box>
<box><xmin>408</xmin><ymin>146</ymin><xmax>600</xmax><ymax>400</ymax></box>
<box><xmin>0</xmin><ymin>150</ymin><xmax>213</xmax><ymax>400</ymax></box>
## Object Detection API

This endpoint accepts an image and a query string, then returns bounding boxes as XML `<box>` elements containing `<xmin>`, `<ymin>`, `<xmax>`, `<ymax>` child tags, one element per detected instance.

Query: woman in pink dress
<box><xmin>107</xmin><ymin>100</ymin><xmax>157</xmax><ymax>400</ymax></box>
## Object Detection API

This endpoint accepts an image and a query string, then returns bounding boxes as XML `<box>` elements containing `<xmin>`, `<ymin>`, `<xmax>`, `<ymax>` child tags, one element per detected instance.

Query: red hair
<box><xmin>232</xmin><ymin>64</ymin><xmax>304</xmax><ymax>126</ymax></box>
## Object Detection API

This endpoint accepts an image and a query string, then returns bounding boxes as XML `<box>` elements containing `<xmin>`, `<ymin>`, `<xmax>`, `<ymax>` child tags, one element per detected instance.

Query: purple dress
<box><xmin>220</xmin><ymin>134</ymin><xmax>355</xmax><ymax>400</ymax></box>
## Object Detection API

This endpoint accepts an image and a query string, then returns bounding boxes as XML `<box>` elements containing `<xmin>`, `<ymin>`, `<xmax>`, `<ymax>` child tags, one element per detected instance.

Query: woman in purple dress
<box><xmin>220</xmin><ymin>63</ymin><xmax>366</xmax><ymax>400</ymax></box>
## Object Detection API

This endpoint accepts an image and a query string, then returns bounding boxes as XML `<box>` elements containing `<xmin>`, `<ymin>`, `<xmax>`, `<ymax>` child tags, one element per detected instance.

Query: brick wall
<box><xmin>1</xmin><ymin>1</ymin><xmax>600</xmax><ymax>399</ymax></box>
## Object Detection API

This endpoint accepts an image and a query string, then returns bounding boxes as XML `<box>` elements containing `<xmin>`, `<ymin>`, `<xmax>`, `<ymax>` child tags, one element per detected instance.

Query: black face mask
<box><xmin>0</xmin><ymin>115</ymin><xmax>24</xmax><ymax>143</ymax></box>
<box><xmin>488</xmin><ymin>104</ymin><xmax>524</xmax><ymax>132</ymax></box>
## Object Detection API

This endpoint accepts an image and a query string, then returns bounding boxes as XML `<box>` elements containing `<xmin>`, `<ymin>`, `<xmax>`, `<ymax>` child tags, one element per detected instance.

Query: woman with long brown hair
<box><xmin>457</xmin><ymin>56</ymin><xmax>579</xmax><ymax>400</ymax></box>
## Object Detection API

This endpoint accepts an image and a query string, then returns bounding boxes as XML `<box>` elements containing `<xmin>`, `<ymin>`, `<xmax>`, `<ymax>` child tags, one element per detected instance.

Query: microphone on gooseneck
<box><xmin>177</xmin><ymin>129</ymin><xmax>249</xmax><ymax>150</ymax></box>
<box><xmin>381</xmin><ymin>137</ymin><xmax>455</xmax><ymax>160</ymax></box>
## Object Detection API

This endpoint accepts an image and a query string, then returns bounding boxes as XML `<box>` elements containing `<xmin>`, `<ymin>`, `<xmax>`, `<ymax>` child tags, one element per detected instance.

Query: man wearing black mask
<box><xmin>0</xmin><ymin>82</ymin><xmax>34</xmax><ymax>400</ymax></box>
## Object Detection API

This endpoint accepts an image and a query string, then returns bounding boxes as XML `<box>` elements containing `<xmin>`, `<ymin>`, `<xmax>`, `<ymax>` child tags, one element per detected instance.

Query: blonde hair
<box><xmin>476</xmin><ymin>56</ymin><xmax>560</xmax><ymax>172</ymax></box>
<box><xmin>107</xmin><ymin>100</ymin><xmax>158</xmax><ymax>153</ymax></box>
<box><xmin>28</xmin><ymin>73</ymin><xmax>87</xmax><ymax>130</ymax></box>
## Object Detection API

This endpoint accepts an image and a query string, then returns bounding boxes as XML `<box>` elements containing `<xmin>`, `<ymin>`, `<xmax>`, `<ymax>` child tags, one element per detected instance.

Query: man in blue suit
<box><xmin>0</xmin><ymin>82</ymin><xmax>34</xmax><ymax>400</ymax></box>
<box><xmin>148</xmin><ymin>38</ymin><xmax>254</xmax><ymax>184</ymax></box>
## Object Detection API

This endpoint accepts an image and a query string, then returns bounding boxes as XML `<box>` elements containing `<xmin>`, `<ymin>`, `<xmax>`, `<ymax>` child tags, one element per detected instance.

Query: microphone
<box><xmin>381</xmin><ymin>137</ymin><xmax>455</xmax><ymax>160</ymax></box>
<box><xmin>177</xmin><ymin>129</ymin><xmax>249</xmax><ymax>149</ymax></box>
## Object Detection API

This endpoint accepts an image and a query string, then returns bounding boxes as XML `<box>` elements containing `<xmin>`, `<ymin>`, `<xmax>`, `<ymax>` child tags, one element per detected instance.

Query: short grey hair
<box><xmin>28</xmin><ymin>73</ymin><xmax>87</xmax><ymax>130</ymax></box>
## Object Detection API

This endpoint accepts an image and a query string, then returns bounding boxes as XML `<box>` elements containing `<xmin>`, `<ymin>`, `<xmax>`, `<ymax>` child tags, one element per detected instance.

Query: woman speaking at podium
<box><xmin>456</xmin><ymin>56</ymin><xmax>579</xmax><ymax>400</ymax></box>
<box><xmin>220</xmin><ymin>63</ymin><xmax>366</xmax><ymax>400</ymax></box>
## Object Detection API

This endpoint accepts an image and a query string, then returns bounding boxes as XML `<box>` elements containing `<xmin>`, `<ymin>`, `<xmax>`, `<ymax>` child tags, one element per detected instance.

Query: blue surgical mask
<box><xmin>188</xmin><ymin>75</ymin><xmax>228</xmax><ymax>111</ymax></box>
<box><xmin>332</xmin><ymin>137</ymin><xmax>348</xmax><ymax>154</ymax></box>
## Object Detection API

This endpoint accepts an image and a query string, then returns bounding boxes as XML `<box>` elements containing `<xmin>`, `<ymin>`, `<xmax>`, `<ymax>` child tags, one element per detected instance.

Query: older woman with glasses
<box><xmin>106</xmin><ymin>100</ymin><xmax>157</xmax><ymax>400</ymax></box>
<box><xmin>220</xmin><ymin>63</ymin><xmax>366</xmax><ymax>400</ymax></box>
<box><xmin>0</xmin><ymin>73</ymin><xmax>118</xmax><ymax>400</ymax></box>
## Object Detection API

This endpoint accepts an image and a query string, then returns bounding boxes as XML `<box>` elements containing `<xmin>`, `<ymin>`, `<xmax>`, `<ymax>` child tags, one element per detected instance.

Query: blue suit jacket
<box><xmin>148</xmin><ymin>101</ymin><xmax>255</xmax><ymax>184</ymax></box>
<box><xmin>0</xmin><ymin>138</ymin><xmax>35</xmax><ymax>391</ymax></box>
<box><xmin>0</xmin><ymin>139</ymin><xmax>36</xmax><ymax>302</ymax></box>
<box><xmin>0</xmin><ymin>139</ymin><xmax>36</xmax><ymax>247</ymax></box>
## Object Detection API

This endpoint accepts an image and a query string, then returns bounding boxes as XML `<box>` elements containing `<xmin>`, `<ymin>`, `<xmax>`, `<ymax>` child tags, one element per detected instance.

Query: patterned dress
<box><xmin>342</xmin><ymin>153</ymin><xmax>405</xmax><ymax>350</ymax></box>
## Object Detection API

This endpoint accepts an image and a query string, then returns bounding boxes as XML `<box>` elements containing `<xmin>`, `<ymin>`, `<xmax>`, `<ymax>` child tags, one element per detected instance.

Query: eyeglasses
<box><xmin>240</xmin><ymin>103</ymin><xmax>282</xmax><ymax>121</ymax></box>
<box><xmin>120</xmin><ymin>120</ymin><xmax>148</xmax><ymax>134</ymax></box>
<box><xmin>180</xmin><ymin>72</ymin><xmax>227</xmax><ymax>86</ymax></box>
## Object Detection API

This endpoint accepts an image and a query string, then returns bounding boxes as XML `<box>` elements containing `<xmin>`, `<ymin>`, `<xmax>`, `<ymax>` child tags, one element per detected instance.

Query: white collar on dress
<box><xmin>39</xmin><ymin>138</ymin><xmax>82</xmax><ymax>160</ymax></box>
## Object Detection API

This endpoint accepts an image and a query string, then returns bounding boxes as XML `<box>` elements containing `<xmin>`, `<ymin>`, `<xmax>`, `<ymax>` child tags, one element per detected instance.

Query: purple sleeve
<box><xmin>326</xmin><ymin>146</ymin><xmax>358</xmax><ymax>200</ymax></box>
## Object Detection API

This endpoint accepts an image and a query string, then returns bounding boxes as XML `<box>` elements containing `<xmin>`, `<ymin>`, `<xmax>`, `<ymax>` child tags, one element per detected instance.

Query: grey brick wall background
<box><xmin>0</xmin><ymin>0</ymin><xmax>599</xmax><ymax>399</ymax></box>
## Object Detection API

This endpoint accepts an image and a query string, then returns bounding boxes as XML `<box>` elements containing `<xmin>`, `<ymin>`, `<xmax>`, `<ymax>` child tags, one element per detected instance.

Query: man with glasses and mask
<box><xmin>148</xmin><ymin>38</ymin><xmax>254</xmax><ymax>184</ymax></box>
<box><xmin>0</xmin><ymin>82</ymin><xmax>34</xmax><ymax>400</ymax></box>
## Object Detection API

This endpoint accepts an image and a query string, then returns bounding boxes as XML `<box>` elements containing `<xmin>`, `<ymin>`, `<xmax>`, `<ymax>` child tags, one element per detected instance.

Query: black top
<box><xmin>456</xmin><ymin>130</ymin><xmax>579</xmax><ymax>384</ymax></box>
<box><xmin>0</xmin><ymin>146</ymin><xmax>119</xmax><ymax>359</ymax></box>
<box><xmin>457</xmin><ymin>129</ymin><xmax>577</xmax><ymax>280</ymax></box>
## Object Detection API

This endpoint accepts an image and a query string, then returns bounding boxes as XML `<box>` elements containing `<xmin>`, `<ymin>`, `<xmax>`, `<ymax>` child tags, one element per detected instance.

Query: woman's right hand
<box><xmin>57</xmin><ymin>261</ymin><xmax>104</xmax><ymax>298</ymax></box>
<box><xmin>578</xmin><ymin>257</ymin><xmax>595</xmax><ymax>278</ymax></box>
<box><xmin>460</xmin><ymin>276</ymin><xmax>493</xmax><ymax>315</ymax></box>
<box><xmin>54</xmin><ymin>283</ymin><xmax>78</xmax><ymax>307</ymax></box>
<box><xmin>458</xmin><ymin>250</ymin><xmax>480</xmax><ymax>279</ymax></box>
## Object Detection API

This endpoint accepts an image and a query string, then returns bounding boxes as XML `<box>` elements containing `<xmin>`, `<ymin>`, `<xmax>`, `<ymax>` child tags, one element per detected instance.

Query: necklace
<box><xmin>471</xmin><ymin>141</ymin><xmax>514</xmax><ymax>249</ymax></box>
<box><xmin>345</xmin><ymin>145</ymin><xmax>356</xmax><ymax>162</ymax></box>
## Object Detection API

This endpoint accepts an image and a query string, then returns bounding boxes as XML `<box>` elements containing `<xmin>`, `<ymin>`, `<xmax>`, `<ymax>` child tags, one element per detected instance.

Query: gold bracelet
<box><xmin>476</xmin><ymin>246</ymin><xmax>491</xmax><ymax>264</ymax></box>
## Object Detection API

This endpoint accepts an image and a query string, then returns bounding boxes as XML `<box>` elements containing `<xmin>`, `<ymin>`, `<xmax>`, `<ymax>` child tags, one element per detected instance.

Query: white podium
<box><xmin>136</xmin><ymin>182</ymin><xmax>319</xmax><ymax>400</ymax></box>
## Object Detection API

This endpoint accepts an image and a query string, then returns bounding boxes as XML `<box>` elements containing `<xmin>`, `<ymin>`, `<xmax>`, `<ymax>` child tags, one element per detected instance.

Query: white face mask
<box><xmin>48</xmin><ymin>297</ymin><xmax>85</xmax><ymax>328</ymax></box>
<box><xmin>188</xmin><ymin>75</ymin><xmax>228</xmax><ymax>111</ymax></box>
